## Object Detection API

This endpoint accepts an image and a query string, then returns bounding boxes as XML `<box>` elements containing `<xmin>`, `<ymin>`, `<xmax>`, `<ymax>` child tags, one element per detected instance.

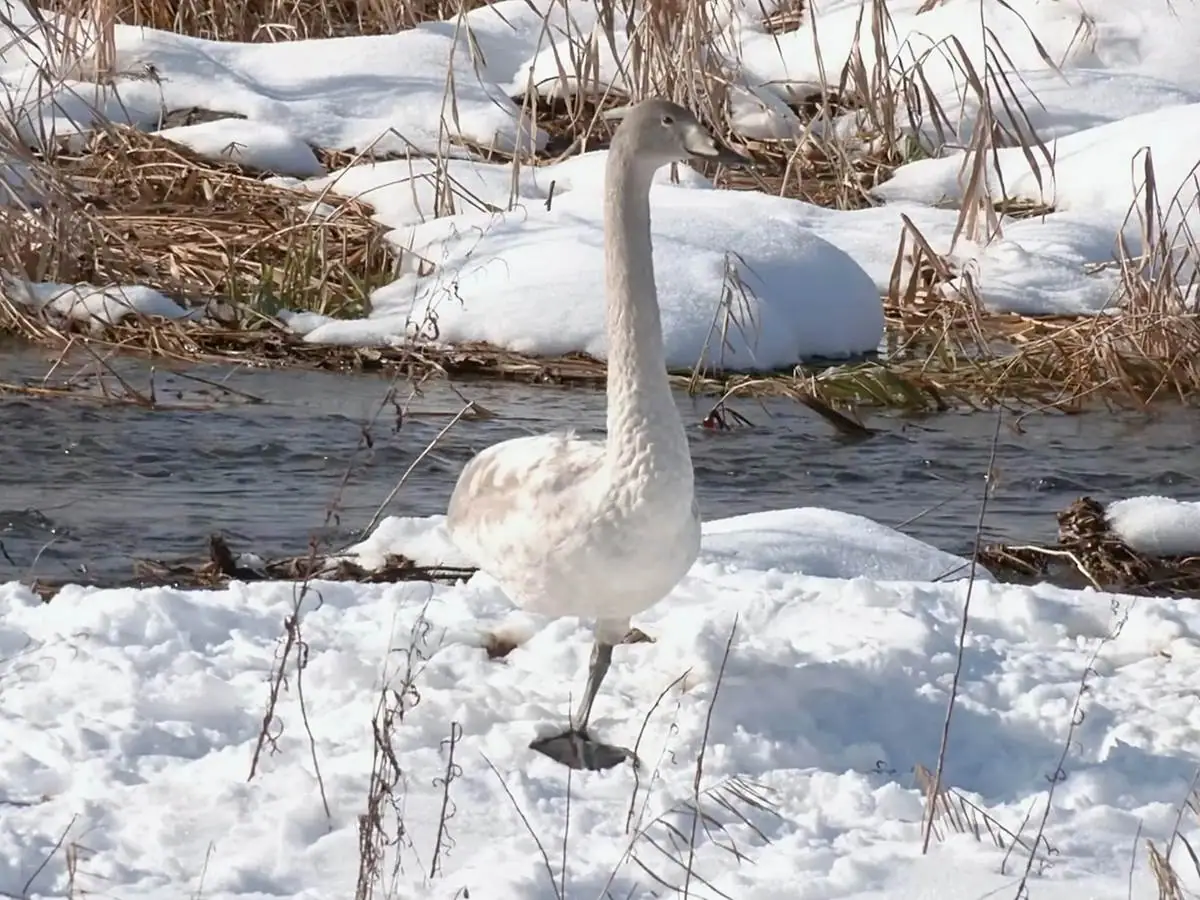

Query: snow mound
<box><xmin>301</xmin><ymin>155</ymin><xmax>885</xmax><ymax>369</ymax></box>
<box><xmin>348</xmin><ymin>507</ymin><xmax>981</xmax><ymax>583</ymax></box>
<box><xmin>1108</xmin><ymin>495</ymin><xmax>1200</xmax><ymax>557</ymax></box>
<box><xmin>155</xmin><ymin>119</ymin><xmax>326</xmax><ymax>177</ymax></box>
<box><xmin>0</xmin><ymin>6</ymin><xmax>544</xmax><ymax>157</ymax></box>
<box><xmin>701</xmin><ymin>507</ymin><xmax>985</xmax><ymax>582</ymax></box>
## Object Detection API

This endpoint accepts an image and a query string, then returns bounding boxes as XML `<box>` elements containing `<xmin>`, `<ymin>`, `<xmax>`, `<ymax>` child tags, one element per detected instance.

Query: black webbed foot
<box><xmin>529</xmin><ymin>729</ymin><xmax>639</xmax><ymax>771</ymax></box>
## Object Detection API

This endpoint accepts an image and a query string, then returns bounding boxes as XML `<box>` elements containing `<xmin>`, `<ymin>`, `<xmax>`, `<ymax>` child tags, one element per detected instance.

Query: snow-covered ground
<box><xmin>2</xmin><ymin>506</ymin><xmax>1200</xmax><ymax>900</ymax></box>
<box><xmin>4</xmin><ymin>0</ymin><xmax>1200</xmax><ymax>367</ymax></box>
<box><xmin>3</xmin><ymin>280</ymin><xmax>196</xmax><ymax>328</ymax></box>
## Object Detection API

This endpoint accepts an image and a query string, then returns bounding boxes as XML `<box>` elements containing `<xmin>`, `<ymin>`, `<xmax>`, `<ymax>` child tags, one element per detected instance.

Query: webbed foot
<box><xmin>620</xmin><ymin>627</ymin><xmax>655</xmax><ymax>645</ymax></box>
<box><xmin>529</xmin><ymin>729</ymin><xmax>639</xmax><ymax>771</ymax></box>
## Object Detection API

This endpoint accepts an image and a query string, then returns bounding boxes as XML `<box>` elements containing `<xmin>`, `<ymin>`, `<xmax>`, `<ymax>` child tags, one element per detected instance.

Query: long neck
<box><xmin>602</xmin><ymin>148</ymin><xmax>692</xmax><ymax>482</ymax></box>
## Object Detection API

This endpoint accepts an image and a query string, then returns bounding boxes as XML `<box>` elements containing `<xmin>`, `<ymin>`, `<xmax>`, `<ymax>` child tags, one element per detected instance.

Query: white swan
<box><xmin>446</xmin><ymin>98</ymin><xmax>748</xmax><ymax>770</ymax></box>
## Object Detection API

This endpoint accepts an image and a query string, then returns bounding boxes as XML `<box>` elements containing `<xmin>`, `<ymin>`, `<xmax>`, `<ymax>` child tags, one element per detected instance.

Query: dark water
<box><xmin>2</xmin><ymin>343</ymin><xmax>1198</xmax><ymax>585</ymax></box>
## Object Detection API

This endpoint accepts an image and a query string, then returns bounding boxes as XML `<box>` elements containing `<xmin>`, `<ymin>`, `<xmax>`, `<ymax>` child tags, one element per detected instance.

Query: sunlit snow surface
<box><xmin>2</xmin><ymin>508</ymin><xmax>1199</xmax><ymax>899</ymax></box>
<box><xmin>1108</xmin><ymin>495</ymin><xmax>1200</xmax><ymax>557</ymax></box>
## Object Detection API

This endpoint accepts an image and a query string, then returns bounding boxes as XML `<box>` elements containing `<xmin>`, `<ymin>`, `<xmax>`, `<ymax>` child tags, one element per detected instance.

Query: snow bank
<box><xmin>154</xmin><ymin>119</ymin><xmax>326</xmax><ymax>177</ymax></box>
<box><xmin>8</xmin><ymin>281</ymin><xmax>194</xmax><ymax>328</ymax></box>
<box><xmin>1</xmin><ymin>507</ymin><xmax>1197</xmax><ymax>899</ymax></box>
<box><xmin>1108</xmin><ymin>495</ymin><xmax>1200</xmax><ymax>557</ymax></box>
<box><xmin>0</xmin><ymin>1</ymin><xmax>547</xmax><ymax>156</ymax></box>
<box><xmin>730</xmin><ymin>0</ymin><xmax>1200</xmax><ymax>142</ymax></box>
<box><xmin>701</xmin><ymin>507</ymin><xmax>986</xmax><ymax>581</ymax></box>
<box><xmin>301</xmin><ymin>155</ymin><xmax>886</xmax><ymax>368</ymax></box>
<box><xmin>346</xmin><ymin>506</ymin><xmax>983</xmax><ymax>582</ymax></box>
<box><xmin>877</xmin><ymin>103</ymin><xmax>1200</xmax><ymax>234</ymax></box>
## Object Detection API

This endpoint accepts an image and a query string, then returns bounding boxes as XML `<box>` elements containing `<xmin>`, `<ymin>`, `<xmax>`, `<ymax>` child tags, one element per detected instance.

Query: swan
<box><xmin>446</xmin><ymin>98</ymin><xmax>748</xmax><ymax>770</ymax></box>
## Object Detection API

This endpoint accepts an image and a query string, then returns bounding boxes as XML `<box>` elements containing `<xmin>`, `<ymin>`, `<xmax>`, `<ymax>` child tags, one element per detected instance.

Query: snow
<box><xmin>345</xmin><ymin>507</ymin><xmax>985</xmax><ymax>582</ymax></box>
<box><xmin>729</xmin><ymin>0</ymin><xmax>1200</xmax><ymax>143</ymax></box>
<box><xmin>1108</xmin><ymin>495</ymin><xmax>1200</xmax><ymax>557</ymax></box>
<box><xmin>154</xmin><ymin>119</ymin><xmax>326</xmax><ymax>177</ymax></box>
<box><xmin>5</xmin><ymin>280</ymin><xmax>194</xmax><ymax>328</ymax></box>
<box><xmin>698</xmin><ymin>507</ymin><xmax>988</xmax><ymax>582</ymax></box>
<box><xmin>3</xmin><ymin>509</ymin><xmax>1199</xmax><ymax>899</ymax></box>
<box><xmin>299</xmin><ymin>155</ymin><xmax>886</xmax><ymax>368</ymax></box>
<box><xmin>274</xmin><ymin>0</ymin><xmax>1200</xmax><ymax>358</ymax></box>
<box><xmin>0</xmin><ymin>3</ymin><xmax>545</xmax><ymax>156</ymax></box>
<box><xmin>875</xmin><ymin>102</ymin><xmax>1200</xmax><ymax>254</ymax></box>
<box><xmin>7</xmin><ymin>1</ymin><xmax>1200</xmax><ymax>893</ymax></box>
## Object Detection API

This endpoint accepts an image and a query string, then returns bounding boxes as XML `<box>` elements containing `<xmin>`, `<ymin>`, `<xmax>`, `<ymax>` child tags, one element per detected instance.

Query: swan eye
<box><xmin>661</xmin><ymin>114</ymin><xmax>674</xmax><ymax>125</ymax></box>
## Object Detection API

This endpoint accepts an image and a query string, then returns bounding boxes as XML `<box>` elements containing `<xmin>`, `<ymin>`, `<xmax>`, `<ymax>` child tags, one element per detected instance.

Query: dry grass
<box><xmin>45</xmin><ymin>0</ymin><xmax>489</xmax><ymax>41</ymax></box>
<box><xmin>915</xmin><ymin>762</ymin><xmax>1057</xmax><ymax>869</ymax></box>
<box><xmin>0</xmin><ymin>124</ymin><xmax>398</xmax><ymax>324</ymax></box>
<box><xmin>7</xmin><ymin>289</ymin><xmax>1200</xmax><ymax>414</ymax></box>
<box><xmin>27</xmin><ymin>531</ymin><xmax>478</xmax><ymax>600</ymax></box>
<box><xmin>1147</xmin><ymin>775</ymin><xmax>1200</xmax><ymax>900</ymax></box>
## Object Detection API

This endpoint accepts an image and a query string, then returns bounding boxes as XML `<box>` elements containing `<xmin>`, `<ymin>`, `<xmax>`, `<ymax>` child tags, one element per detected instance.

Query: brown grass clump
<box><xmin>977</xmin><ymin>497</ymin><xmax>1200</xmax><ymax>596</ymax></box>
<box><xmin>915</xmin><ymin>762</ymin><xmax>1056</xmax><ymax>868</ymax></box>
<box><xmin>45</xmin><ymin>0</ymin><xmax>489</xmax><ymax>42</ymax></box>
<box><xmin>0</xmin><ymin>123</ymin><xmax>398</xmax><ymax>329</ymax></box>
<box><xmin>1146</xmin><ymin>781</ymin><xmax>1200</xmax><ymax>900</ymax></box>
<box><xmin>761</xmin><ymin>0</ymin><xmax>805</xmax><ymax>35</ymax></box>
<box><xmin>28</xmin><ymin>532</ymin><xmax>478</xmax><ymax>600</ymax></box>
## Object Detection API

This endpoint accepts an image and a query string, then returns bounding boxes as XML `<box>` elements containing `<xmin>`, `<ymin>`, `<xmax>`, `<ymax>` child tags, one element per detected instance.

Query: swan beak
<box><xmin>685</xmin><ymin>134</ymin><xmax>752</xmax><ymax>167</ymax></box>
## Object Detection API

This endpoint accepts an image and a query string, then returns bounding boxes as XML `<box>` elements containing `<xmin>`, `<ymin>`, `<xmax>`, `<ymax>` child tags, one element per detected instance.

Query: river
<box><xmin>2</xmin><ymin>342</ymin><xmax>1197</xmax><ymax>586</ymax></box>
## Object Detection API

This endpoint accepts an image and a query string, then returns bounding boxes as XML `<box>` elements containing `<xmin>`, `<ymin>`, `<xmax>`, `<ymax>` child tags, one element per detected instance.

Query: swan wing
<box><xmin>446</xmin><ymin>430</ymin><xmax>605</xmax><ymax>573</ymax></box>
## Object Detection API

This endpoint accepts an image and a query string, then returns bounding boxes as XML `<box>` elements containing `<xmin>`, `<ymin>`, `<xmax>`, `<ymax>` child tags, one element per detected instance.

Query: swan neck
<box><xmin>603</xmin><ymin>150</ymin><xmax>691</xmax><ymax>478</ymax></box>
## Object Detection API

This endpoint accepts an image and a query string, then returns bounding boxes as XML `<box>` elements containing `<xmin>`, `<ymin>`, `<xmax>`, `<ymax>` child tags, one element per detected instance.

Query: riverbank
<box><xmin>2</xmin><ymin>0</ymin><xmax>1200</xmax><ymax>412</ymax></box>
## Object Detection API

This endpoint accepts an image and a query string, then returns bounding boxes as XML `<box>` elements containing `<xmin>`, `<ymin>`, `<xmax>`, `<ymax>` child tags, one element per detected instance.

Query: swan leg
<box><xmin>571</xmin><ymin>639</ymin><xmax>614</xmax><ymax>732</ymax></box>
<box><xmin>529</xmin><ymin>634</ymin><xmax>638</xmax><ymax>771</ymax></box>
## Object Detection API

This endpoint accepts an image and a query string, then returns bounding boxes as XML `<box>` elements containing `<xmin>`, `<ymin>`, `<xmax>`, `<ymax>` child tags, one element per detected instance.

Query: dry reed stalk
<box><xmin>867</xmin><ymin>202</ymin><xmax>1200</xmax><ymax>412</ymax></box>
<box><xmin>978</xmin><ymin>496</ymin><xmax>1200</xmax><ymax>596</ymax></box>
<box><xmin>515</xmin><ymin>0</ymin><xmax>742</xmax><ymax>158</ymax></box>
<box><xmin>0</xmin><ymin>122</ymin><xmax>399</xmax><ymax>335</ymax></box>
<box><xmin>1146</xmin><ymin>772</ymin><xmax>1200</xmax><ymax>900</ymax></box>
<box><xmin>915</xmin><ymin>763</ymin><xmax>1056</xmax><ymax>867</ymax></box>
<box><xmin>712</xmin><ymin>0</ymin><xmax>1059</xmax><ymax>217</ymax></box>
<box><xmin>42</xmin><ymin>0</ymin><xmax>490</xmax><ymax>40</ymax></box>
<box><xmin>0</xmin><ymin>0</ymin><xmax>1193</xmax><ymax>416</ymax></box>
<box><xmin>9</xmin><ymin>303</ymin><xmax>1199</xmax><ymax>413</ymax></box>
<box><xmin>760</xmin><ymin>0</ymin><xmax>805</xmax><ymax>35</ymax></box>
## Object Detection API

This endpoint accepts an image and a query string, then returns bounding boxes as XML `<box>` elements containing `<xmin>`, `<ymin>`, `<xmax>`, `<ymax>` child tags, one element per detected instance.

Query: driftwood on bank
<box><xmin>978</xmin><ymin>496</ymin><xmax>1200</xmax><ymax>596</ymax></box>
<box><xmin>29</xmin><ymin>533</ymin><xmax>478</xmax><ymax>600</ymax></box>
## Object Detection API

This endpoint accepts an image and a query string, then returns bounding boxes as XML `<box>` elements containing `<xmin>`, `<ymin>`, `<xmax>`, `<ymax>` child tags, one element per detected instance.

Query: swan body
<box><xmin>447</xmin><ymin>430</ymin><xmax>701</xmax><ymax>639</ymax></box>
<box><xmin>446</xmin><ymin>98</ymin><xmax>747</xmax><ymax>767</ymax></box>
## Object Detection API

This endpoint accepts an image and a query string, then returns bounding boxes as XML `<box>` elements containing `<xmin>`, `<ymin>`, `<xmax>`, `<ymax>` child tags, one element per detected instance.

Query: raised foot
<box><xmin>620</xmin><ymin>627</ymin><xmax>655</xmax><ymax>645</ymax></box>
<box><xmin>529</xmin><ymin>729</ymin><xmax>639</xmax><ymax>771</ymax></box>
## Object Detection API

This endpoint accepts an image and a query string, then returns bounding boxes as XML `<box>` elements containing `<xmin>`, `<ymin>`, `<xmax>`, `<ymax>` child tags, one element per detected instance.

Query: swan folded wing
<box><xmin>446</xmin><ymin>431</ymin><xmax>606</xmax><ymax>572</ymax></box>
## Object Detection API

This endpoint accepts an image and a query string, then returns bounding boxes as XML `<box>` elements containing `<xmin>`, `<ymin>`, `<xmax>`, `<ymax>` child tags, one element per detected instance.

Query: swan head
<box><xmin>606</xmin><ymin>99</ymin><xmax>750</xmax><ymax>170</ymax></box>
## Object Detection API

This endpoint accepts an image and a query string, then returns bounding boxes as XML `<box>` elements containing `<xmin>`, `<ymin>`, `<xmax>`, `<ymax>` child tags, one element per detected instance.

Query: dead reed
<box><xmin>0</xmin><ymin>124</ymin><xmax>398</xmax><ymax>327</ymax></box>
<box><xmin>1146</xmin><ymin>774</ymin><xmax>1200</xmax><ymax>900</ymax></box>
<box><xmin>978</xmin><ymin>496</ymin><xmax>1200</xmax><ymax>597</ymax></box>
<box><xmin>43</xmin><ymin>0</ymin><xmax>489</xmax><ymax>42</ymax></box>
<box><xmin>25</xmin><ymin>532</ymin><xmax>477</xmax><ymax>600</ymax></box>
